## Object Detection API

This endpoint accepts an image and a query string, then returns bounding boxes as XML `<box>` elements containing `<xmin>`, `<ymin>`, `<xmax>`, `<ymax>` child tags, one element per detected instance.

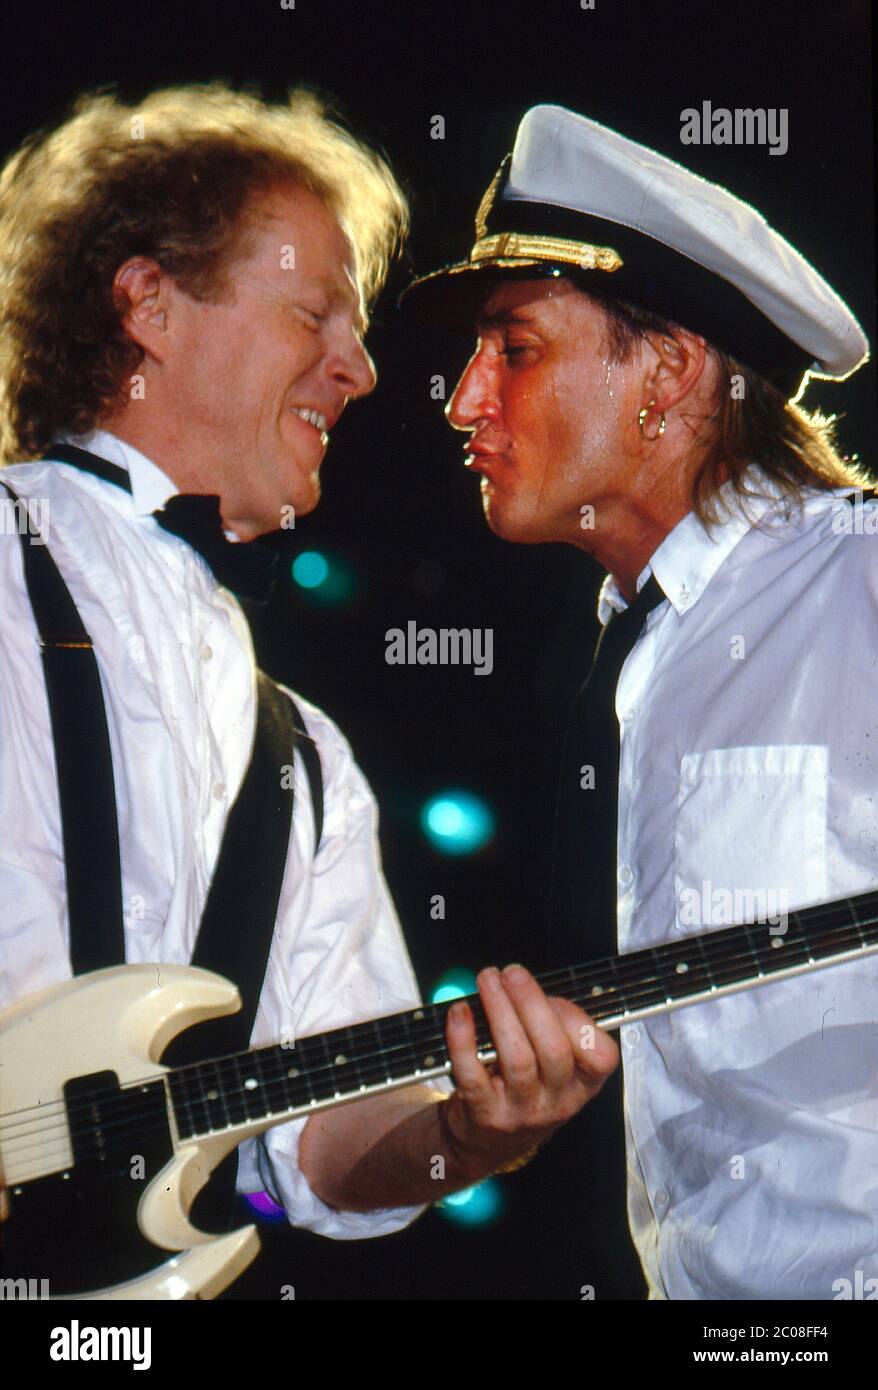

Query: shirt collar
<box><xmin>597</xmin><ymin>464</ymin><xmax>861</xmax><ymax>626</ymax></box>
<box><xmin>57</xmin><ymin>427</ymin><xmax>179</xmax><ymax>516</ymax></box>
<box><xmin>55</xmin><ymin>428</ymin><xmax>243</xmax><ymax>544</ymax></box>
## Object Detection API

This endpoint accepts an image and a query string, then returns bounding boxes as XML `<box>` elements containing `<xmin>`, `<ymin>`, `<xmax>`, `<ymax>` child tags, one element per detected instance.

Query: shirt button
<box><xmin>212</xmin><ymin>781</ymin><xmax>226</xmax><ymax>801</ymax></box>
<box><xmin>619</xmin><ymin>864</ymin><xmax>633</xmax><ymax>886</ymax></box>
<box><xmin>622</xmin><ymin>1024</ymin><xmax>642</xmax><ymax>1048</ymax></box>
<box><xmin>622</xmin><ymin>708</ymin><xmax>636</xmax><ymax>724</ymax></box>
<box><xmin>654</xmin><ymin>1188</ymin><xmax>669</xmax><ymax>1209</ymax></box>
<box><xmin>200</xmin><ymin>644</ymin><xmax>214</xmax><ymax>662</ymax></box>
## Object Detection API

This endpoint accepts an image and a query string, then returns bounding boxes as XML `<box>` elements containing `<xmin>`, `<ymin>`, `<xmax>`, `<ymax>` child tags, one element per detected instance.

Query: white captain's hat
<box><xmin>400</xmin><ymin>104</ymin><xmax>869</xmax><ymax>398</ymax></box>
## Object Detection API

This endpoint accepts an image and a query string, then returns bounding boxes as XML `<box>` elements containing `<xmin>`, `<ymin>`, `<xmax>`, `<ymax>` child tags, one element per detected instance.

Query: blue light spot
<box><xmin>421</xmin><ymin>790</ymin><xmax>495</xmax><ymax>855</ymax></box>
<box><xmin>292</xmin><ymin>551</ymin><xmax>329</xmax><ymax>589</ymax></box>
<box><xmin>439</xmin><ymin>1179</ymin><xmax>503</xmax><ymax>1225</ymax></box>
<box><xmin>433</xmin><ymin>985</ymin><xmax>466</xmax><ymax>1004</ymax></box>
<box><xmin>444</xmin><ymin>1187</ymin><xmax>476</xmax><ymax>1207</ymax></box>
<box><xmin>430</xmin><ymin>967</ymin><xmax>477</xmax><ymax>1005</ymax></box>
<box><xmin>291</xmin><ymin>550</ymin><xmax>356</xmax><ymax>604</ymax></box>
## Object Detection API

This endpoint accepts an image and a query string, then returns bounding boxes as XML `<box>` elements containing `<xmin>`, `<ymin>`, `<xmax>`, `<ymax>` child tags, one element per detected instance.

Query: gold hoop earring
<box><xmin>637</xmin><ymin>400</ymin><xmax>666</xmax><ymax>440</ymax></box>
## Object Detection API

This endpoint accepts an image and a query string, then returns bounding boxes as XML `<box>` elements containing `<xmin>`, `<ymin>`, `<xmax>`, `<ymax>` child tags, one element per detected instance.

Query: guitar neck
<box><xmin>167</xmin><ymin>887</ymin><xmax>878</xmax><ymax>1146</ymax></box>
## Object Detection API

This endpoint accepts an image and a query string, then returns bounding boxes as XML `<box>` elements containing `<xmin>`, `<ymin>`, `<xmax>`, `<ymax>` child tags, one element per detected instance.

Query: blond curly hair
<box><xmin>0</xmin><ymin>83</ymin><xmax>408</xmax><ymax>462</ymax></box>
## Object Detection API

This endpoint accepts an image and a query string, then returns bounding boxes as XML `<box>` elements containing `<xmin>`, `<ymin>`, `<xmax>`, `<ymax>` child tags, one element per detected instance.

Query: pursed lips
<box><xmin>464</xmin><ymin>442</ymin><xmax>506</xmax><ymax>474</ymax></box>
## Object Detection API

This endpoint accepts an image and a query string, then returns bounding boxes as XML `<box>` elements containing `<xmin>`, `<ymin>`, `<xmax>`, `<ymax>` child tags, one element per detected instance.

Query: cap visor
<box><xmin>398</xmin><ymin>258</ymin><xmax>570</xmax><ymax>330</ymax></box>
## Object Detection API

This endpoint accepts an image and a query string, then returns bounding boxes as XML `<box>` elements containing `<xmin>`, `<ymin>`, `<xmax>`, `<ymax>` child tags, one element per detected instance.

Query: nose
<box><xmin>332</xmin><ymin>332</ymin><xmax>377</xmax><ymax>400</ymax></box>
<box><xmin>446</xmin><ymin>347</ymin><xmax>498</xmax><ymax>431</ymax></box>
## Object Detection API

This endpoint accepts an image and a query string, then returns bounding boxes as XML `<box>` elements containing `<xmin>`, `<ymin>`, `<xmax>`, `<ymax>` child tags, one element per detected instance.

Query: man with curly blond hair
<box><xmin>0</xmin><ymin>86</ymin><xmax>618</xmax><ymax>1296</ymax></box>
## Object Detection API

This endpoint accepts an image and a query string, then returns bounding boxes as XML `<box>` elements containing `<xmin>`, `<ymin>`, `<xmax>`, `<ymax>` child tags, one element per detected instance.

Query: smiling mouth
<box><xmin>291</xmin><ymin>405</ymin><xmax>330</xmax><ymax>446</ymax></box>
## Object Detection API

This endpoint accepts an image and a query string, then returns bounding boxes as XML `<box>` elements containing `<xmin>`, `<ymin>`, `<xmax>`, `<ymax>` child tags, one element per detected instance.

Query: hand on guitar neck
<box><xmin>298</xmin><ymin>963</ymin><xmax>619</xmax><ymax>1211</ymax></box>
<box><xmin>440</xmin><ymin>965</ymin><xmax>619</xmax><ymax>1175</ymax></box>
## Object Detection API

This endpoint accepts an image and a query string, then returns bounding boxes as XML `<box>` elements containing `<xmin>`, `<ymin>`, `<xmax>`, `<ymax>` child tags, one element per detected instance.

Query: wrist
<box><xmin>436</xmin><ymin>1095</ymin><xmax>545</xmax><ymax>1181</ymax></box>
<box><xmin>435</xmin><ymin>1096</ymin><xmax>487</xmax><ymax>1183</ymax></box>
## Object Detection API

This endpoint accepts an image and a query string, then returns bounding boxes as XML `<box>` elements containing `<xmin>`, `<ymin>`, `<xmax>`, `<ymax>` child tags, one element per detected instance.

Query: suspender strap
<box><xmin>288</xmin><ymin>694</ymin><xmax>324</xmax><ymax>851</ymax></box>
<box><xmin>39</xmin><ymin>441</ymin><xmax>325</xmax><ymax>848</ymax></box>
<box><xmin>41</xmin><ymin>442</ymin><xmax>133</xmax><ymax>493</ymax></box>
<box><xmin>162</xmin><ymin>672</ymin><xmax>298</xmax><ymax>1066</ymax></box>
<box><xmin>1</xmin><ymin>481</ymin><xmax>125</xmax><ymax>972</ymax></box>
<box><xmin>157</xmin><ymin>672</ymin><xmax>304</xmax><ymax>1236</ymax></box>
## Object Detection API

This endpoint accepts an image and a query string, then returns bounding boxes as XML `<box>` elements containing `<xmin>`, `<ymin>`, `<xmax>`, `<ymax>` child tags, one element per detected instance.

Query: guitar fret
<box><xmin>199</xmin><ymin>1058</ymin><xmax>232</xmax><ymax>1135</ymax></box>
<box><xmin>237</xmin><ymin>1050</ymin><xmax>270</xmax><ymax>1122</ymax></box>
<box><xmin>649</xmin><ymin>944</ymin><xmax>683</xmax><ymax>1008</ymax></box>
<box><xmin>692</xmin><ymin>930</ymin><xmax>718</xmax><ymax>994</ymax></box>
<box><xmin>283</xmin><ymin>1042</ymin><xmax>315</xmax><ymax>1110</ymax></box>
<box><xmin>581</xmin><ymin>958</ymin><xmax>614</xmax><ymax>1016</ymax></box>
<box><xmin>606</xmin><ymin>952</ymin><xmax>625</xmax><ymax>1012</ymax></box>
<box><xmin>784</xmin><ymin>907</ymin><xmax>812</xmax><ymax>964</ymax></box>
<box><xmin>372</xmin><ymin>1018</ymin><xmax>393</xmax><ymax>1083</ymax></box>
<box><xmin>331</xmin><ymin>1023</ymin><xmax>363</xmax><ymax>1095</ymax></box>
<box><xmin>168</xmin><ymin>1066</ymin><xmax>197</xmax><ymax>1141</ymax></box>
<box><xmin>765</xmin><ymin>915</ymin><xmax>811</xmax><ymax>972</ymax></box>
<box><xmin>396</xmin><ymin>1009</ymin><xmax>416</xmax><ymax>1077</ymax></box>
<box><xmin>740</xmin><ymin>921</ymin><xmax>767</xmax><ymax>984</ymax></box>
<box><xmin>227</xmin><ymin>1054</ymin><xmax>249</xmax><ymax>1127</ymax></box>
<box><xmin>606</xmin><ymin>952</ymin><xmax>662</xmax><ymax>1017</ymax></box>
<box><xmin>847</xmin><ymin>897</ymin><xmax>867</xmax><ymax>950</ymax></box>
<box><xmin>320</xmin><ymin>1029</ymin><xmax>341</xmax><ymax>1100</ymax></box>
<box><xmin>671</xmin><ymin>935</ymin><xmax>713</xmax><ymax>1000</ymax></box>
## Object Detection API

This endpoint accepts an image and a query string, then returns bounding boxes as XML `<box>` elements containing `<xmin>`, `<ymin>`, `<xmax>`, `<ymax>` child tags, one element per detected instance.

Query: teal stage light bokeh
<box><xmin>420</xmin><ymin>790</ymin><xmax>495</xmax><ymax>855</ymax></box>
<box><xmin>439</xmin><ymin>1178</ymin><xmax>503</xmax><ymax>1226</ymax></box>
<box><xmin>430</xmin><ymin>967</ymin><xmax>478</xmax><ymax>1004</ymax></box>
<box><xmin>291</xmin><ymin>550</ymin><xmax>356</xmax><ymax>604</ymax></box>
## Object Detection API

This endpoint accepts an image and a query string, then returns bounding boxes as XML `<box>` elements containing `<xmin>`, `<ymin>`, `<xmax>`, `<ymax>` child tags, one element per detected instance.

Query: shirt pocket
<box><xmin>673</xmin><ymin>744</ymin><xmax>829</xmax><ymax>933</ymax></box>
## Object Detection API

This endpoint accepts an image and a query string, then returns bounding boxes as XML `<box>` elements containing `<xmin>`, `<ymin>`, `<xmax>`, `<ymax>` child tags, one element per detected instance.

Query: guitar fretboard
<box><xmin>167</xmin><ymin>888</ymin><xmax>878</xmax><ymax>1143</ymax></box>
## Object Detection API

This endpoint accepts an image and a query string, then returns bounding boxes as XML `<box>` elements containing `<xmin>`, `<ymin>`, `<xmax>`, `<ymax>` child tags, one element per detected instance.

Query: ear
<box><xmin>112</xmin><ymin>257</ymin><xmax>172</xmax><ymax>363</ymax></box>
<box><xmin>641</xmin><ymin>328</ymin><xmax>709</xmax><ymax>412</ymax></box>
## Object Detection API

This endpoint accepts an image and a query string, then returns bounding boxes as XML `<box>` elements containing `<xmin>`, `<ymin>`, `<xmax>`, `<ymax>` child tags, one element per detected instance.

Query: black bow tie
<box><xmin>151</xmin><ymin>493</ymin><xmax>283</xmax><ymax>603</ymax></box>
<box><xmin>43</xmin><ymin>443</ymin><xmax>285</xmax><ymax>603</ymax></box>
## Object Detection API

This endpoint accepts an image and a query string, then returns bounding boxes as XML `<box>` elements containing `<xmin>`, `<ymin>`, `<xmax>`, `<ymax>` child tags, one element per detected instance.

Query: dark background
<box><xmin>2</xmin><ymin>0</ymin><xmax>874</xmax><ymax>1300</ymax></box>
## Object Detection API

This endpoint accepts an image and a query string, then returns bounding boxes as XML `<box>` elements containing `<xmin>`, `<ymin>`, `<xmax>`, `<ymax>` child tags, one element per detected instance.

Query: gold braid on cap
<box><xmin>470</xmin><ymin>232</ymin><xmax>622</xmax><ymax>272</ymax></box>
<box><xmin>472</xmin><ymin>154</ymin><xmax>623</xmax><ymax>273</ymax></box>
<box><xmin>474</xmin><ymin>155</ymin><xmax>512</xmax><ymax>240</ymax></box>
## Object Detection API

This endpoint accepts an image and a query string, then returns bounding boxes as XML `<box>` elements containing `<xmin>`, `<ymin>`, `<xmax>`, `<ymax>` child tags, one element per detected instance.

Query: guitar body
<box><xmin>0</xmin><ymin>965</ymin><xmax>263</xmax><ymax>1300</ymax></box>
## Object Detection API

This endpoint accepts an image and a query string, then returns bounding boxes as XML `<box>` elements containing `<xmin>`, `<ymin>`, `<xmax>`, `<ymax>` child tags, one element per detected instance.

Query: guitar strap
<box><xmin>2</xmin><ymin>469</ymin><xmax>324</xmax><ymax>1231</ymax></box>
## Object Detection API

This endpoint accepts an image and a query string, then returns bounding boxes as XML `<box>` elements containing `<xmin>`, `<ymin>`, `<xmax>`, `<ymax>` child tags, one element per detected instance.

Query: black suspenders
<box><xmin>1</xmin><ymin>484</ymin><xmax>125</xmax><ymax>972</ymax></box>
<box><xmin>1</xmin><ymin>474</ymin><xmax>323</xmax><ymax>1051</ymax></box>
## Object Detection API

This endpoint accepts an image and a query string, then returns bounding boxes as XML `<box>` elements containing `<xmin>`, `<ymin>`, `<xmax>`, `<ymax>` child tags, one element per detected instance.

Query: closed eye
<box><xmin>499</xmin><ymin>343</ymin><xmax>535</xmax><ymax>362</ymax></box>
<box><xmin>295</xmin><ymin>303</ymin><xmax>328</xmax><ymax>328</ymax></box>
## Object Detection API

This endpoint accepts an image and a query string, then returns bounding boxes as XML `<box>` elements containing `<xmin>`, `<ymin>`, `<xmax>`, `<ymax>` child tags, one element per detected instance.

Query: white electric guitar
<box><xmin>2</xmin><ymin>887</ymin><xmax>877</xmax><ymax>1300</ymax></box>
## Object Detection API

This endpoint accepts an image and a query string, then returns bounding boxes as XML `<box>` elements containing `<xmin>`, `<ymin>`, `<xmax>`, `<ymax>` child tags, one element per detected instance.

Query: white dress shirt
<box><xmin>598</xmin><ymin>465</ymin><xmax>878</xmax><ymax>1299</ymax></box>
<box><xmin>0</xmin><ymin>428</ymin><xmax>444</xmax><ymax>1239</ymax></box>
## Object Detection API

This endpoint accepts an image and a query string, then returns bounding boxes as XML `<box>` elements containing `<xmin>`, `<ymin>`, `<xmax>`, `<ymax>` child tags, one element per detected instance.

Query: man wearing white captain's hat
<box><xmin>402</xmin><ymin>104</ymin><xmax>877</xmax><ymax>1300</ymax></box>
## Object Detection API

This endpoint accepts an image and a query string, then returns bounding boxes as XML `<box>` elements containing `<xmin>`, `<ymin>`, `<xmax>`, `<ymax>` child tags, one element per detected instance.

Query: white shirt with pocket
<box><xmin>598</xmin><ymin>467</ymin><xmax>878</xmax><ymax>1300</ymax></box>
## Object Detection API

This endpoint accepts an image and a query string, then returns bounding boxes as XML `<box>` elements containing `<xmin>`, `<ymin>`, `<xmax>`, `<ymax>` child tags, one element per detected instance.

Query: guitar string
<box><xmin>2</xmin><ymin>904</ymin><xmax>876</xmax><ymax>1153</ymax></box>
<box><xmin>4</xmin><ymin>935</ymin><xmax>877</xmax><ymax>1174</ymax></box>
<box><xmin>2</xmin><ymin>905</ymin><xmax>876</xmax><ymax>1146</ymax></box>
<box><xmin>2</xmin><ymin>918</ymin><xmax>875</xmax><ymax>1168</ymax></box>
<box><xmin>5</xmin><ymin>881</ymin><xmax>875</xmax><ymax>1143</ymax></box>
